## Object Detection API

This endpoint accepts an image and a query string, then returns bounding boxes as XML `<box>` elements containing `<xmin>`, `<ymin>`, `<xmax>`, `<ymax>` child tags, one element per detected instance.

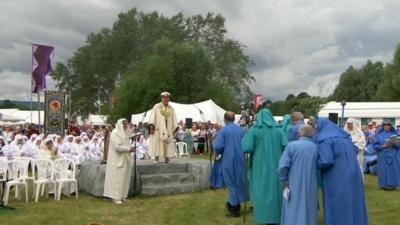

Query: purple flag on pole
<box><xmin>32</xmin><ymin>44</ymin><xmax>54</xmax><ymax>93</ymax></box>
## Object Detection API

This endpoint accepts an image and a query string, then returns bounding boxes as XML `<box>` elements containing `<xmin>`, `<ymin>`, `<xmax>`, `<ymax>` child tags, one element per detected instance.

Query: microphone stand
<box><xmin>192</xmin><ymin>105</ymin><xmax>213</xmax><ymax>170</ymax></box>
<box><xmin>130</xmin><ymin>111</ymin><xmax>147</xmax><ymax>196</ymax></box>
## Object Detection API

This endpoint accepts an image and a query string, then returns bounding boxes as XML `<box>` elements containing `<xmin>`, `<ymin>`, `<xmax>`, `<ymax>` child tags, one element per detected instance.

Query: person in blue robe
<box><xmin>316</xmin><ymin>118</ymin><xmax>369</xmax><ymax>225</ymax></box>
<box><xmin>373</xmin><ymin>119</ymin><xmax>400</xmax><ymax>189</ymax></box>
<box><xmin>209</xmin><ymin>155</ymin><xmax>225</xmax><ymax>189</ymax></box>
<box><xmin>213</xmin><ymin>111</ymin><xmax>248</xmax><ymax>217</ymax></box>
<box><xmin>287</xmin><ymin>112</ymin><xmax>305</xmax><ymax>142</ymax></box>
<box><xmin>278</xmin><ymin>125</ymin><xmax>318</xmax><ymax>225</ymax></box>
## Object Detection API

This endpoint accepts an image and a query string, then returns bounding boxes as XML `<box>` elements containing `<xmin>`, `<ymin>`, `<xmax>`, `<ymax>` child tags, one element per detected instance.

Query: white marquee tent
<box><xmin>132</xmin><ymin>99</ymin><xmax>227</xmax><ymax>125</ymax></box>
<box><xmin>0</xmin><ymin>109</ymin><xmax>44</xmax><ymax>125</ymax></box>
<box><xmin>318</xmin><ymin>101</ymin><xmax>400</xmax><ymax>125</ymax></box>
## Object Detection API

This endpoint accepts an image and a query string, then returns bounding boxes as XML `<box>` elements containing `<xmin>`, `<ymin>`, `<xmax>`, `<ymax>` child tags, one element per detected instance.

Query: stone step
<box><xmin>141</xmin><ymin>183</ymin><xmax>197</xmax><ymax>196</ymax></box>
<box><xmin>138</xmin><ymin>163</ymin><xmax>189</xmax><ymax>175</ymax></box>
<box><xmin>141</xmin><ymin>173</ymin><xmax>194</xmax><ymax>186</ymax></box>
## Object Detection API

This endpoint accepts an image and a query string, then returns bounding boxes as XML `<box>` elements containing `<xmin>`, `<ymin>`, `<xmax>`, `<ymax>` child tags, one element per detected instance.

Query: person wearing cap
<box><xmin>148</xmin><ymin>91</ymin><xmax>178</xmax><ymax>163</ymax></box>
<box><xmin>373</xmin><ymin>119</ymin><xmax>400</xmax><ymax>189</ymax></box>
<box><xmin>345</xmin><ymin>118</ymin><xmax>366</xmax><ymax>179</ymax></box>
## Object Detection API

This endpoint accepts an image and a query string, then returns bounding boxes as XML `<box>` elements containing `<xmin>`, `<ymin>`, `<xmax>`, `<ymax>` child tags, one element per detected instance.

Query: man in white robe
<box><xmin>345</xmin><ymin>118</ymin><xmax>367</xmax><ymax>179</ymax></box>
<box><xmin>148</xmin><ymin>91</ymin><xmax>178</xmax><ymax>163</ymax></box>
<box><xmin>103</xmin><ymin>118</ymin><xmax>135</xmax><ymax>204</ymax></box>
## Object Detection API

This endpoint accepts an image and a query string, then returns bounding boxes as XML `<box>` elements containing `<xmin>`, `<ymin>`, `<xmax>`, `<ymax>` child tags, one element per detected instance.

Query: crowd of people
<box><xmin>213</xmin><ymin>109</ymin><xmax>375</xmax><ymax>225</ymax></box>
<box><xmin>3</xmin><ymin>94</ymin><xmax>400</xmax><ymax>225</ymax></box>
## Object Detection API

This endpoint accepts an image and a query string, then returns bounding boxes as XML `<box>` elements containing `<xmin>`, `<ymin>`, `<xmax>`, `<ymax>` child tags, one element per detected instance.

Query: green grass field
<box><xmin>1</xmin><ymin>174</ymin><xmax>399</xmax><ymax>225</ymax></box>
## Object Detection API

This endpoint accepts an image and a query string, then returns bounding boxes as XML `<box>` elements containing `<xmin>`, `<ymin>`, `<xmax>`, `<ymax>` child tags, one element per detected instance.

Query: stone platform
<box><xmin>76</xmin><ymin>159</ymin><xmax>211</xmax><ymax>197</ymax></box>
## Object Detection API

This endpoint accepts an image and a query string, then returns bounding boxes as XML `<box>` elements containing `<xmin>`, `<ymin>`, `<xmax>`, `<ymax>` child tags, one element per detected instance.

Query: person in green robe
<box><xmin>281</xmin><ymin>114</ymin><xmax>292</xmax><ymax>137</ymax></box>
<box><xmin>242</xmin><ymin>108</ymin><xmax>288</xmax><ymax>225</ymax></box>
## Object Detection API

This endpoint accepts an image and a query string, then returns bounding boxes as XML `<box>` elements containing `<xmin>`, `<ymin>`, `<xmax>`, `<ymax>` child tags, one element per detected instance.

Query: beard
<box><xmin>124</xmin><ymin>128</ymin><xmax>132</xmax><ymax>138</ymax></box>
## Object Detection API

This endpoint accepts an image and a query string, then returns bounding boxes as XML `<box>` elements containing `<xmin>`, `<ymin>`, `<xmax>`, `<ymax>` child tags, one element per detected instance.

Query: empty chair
<box><xmin>176</xmin><ymin>142</ymin><xmax>190</xmax><ymax>158</ymax></box>
<box><xmin>53</xmin><ymin>158</ymin><xmax>78</xmax><ymax>201</ymax></box>
<box><xmin>32</xmin><ymin>159</ymin><xmax>56</xmax><ymax>202</ymax></box>
<box><xmin>3</xmin><ymin>160</ymin><xmax>29</xmax><ymax>205</ymax></box>
<box><xmin>14</xmin><ymin>156</ymin><xmax>35</xmax><ymax>198</ymax></box>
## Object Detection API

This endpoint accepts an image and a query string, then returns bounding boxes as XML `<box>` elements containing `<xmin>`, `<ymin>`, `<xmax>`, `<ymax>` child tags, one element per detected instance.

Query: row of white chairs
<box><xmin>0</xmin><ymin>157</ymin><xmax>78</xmax><ymax>206</ymax></box>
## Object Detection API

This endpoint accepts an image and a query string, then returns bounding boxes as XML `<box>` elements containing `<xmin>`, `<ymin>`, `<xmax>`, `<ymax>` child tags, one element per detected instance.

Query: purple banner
<box><xmin>32</xmin><ymin>44</ymin><xmax>54</xmax><ymax>93</ymax></box>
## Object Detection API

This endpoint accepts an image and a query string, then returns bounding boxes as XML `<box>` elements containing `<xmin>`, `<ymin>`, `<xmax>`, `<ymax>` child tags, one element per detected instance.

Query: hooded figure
<box><xmin>103</xmin><ymin>119</ymin><xmax>133</xmax><ymax>204</ymax></box>
<box><xmin>242</xmin><ymin>109</ymin><xmax>288</xmax><ymax>224</ymax></box>
<box><xmin>372</xmin><ymin>119</ymin><xmax>400</xmax><ymax>189</ymax></box>
<box><xmin>316</xmin><ymin>118</ymin><xmax>369</xmax><ymax>225</ymax></box>
<box><xmin>345</xmin><ymin>118</ymin><xmax>367</xmax><ymax>178</ymax></box>
<box><xmin>280</xmin><ymin>114</ymin><xmax>292</xmax><ymax>138</ymax></box>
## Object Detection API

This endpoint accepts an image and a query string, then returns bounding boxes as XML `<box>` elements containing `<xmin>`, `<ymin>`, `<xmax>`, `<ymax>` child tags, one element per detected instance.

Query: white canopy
<box><xmin>88</xmin><ymin>114</ymin><xmax>108</xmax><ymax>126</ymax></box>
<box><xmin>319</xmin><ymin>102</ymin><xmax>400</xmax><ymax>118</ymax></box>
<box><xmin>0</xmin><ymin>109</ymin><xmax>44</xmax><ymax>125</ymax></box>
<box><xmin>132</xmin><ymin>99</ymin><xmax>227</xmax><ymax>125</ymax></box>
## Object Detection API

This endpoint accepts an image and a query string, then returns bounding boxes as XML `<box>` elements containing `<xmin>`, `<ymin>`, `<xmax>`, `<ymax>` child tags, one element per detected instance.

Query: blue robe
<box><xmin>214</xmin><ymin>122</ymin><xmax>248</xmax><ymax>205</ymax></box>
<box><xmin>209</xmin><ymin>158</ymin><xmax>225</xmax><ymax>189</ymax></box>
<box><xmin>288</xmin><ymin>120</ymin><xmax>305</xmax><ymax>142</ymax></box>
<box><xmin>278</xmin><ymin>137</ymin><xmax>318</xmax><ymax>225</ymax></box>
<box><xmin>316</xmin><ymin>118</ymin><xmax>369</xmax><ymax>225</ymax></box>
<box><xmin>373</xmin><ymin>123</ymin><xmax>400</xmax><ymax>188</ymax></box>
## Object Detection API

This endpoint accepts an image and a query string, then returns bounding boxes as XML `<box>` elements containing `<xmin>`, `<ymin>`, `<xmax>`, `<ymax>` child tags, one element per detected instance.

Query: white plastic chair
<box><xmin>14</xmin><ymin>156</ymin><xmax>35</xmax><ymax>198</ymax></box>
<box><xmin>53</xmin><ymin>158</ymin><xmax>78</xmax><ymax>201</ymax></box>
<box><xmin>32</xmin><ymin>159</ymin><xmax>56</xmax><ymax>202</ymax></box>
<box><xmin>176</xmin><ymin>142</ymin><xmax>190</xmax><ymax>158</ymax></box>
<box><xmin>3</xmin><ymin>160</ymin><xmax>29</xmax><ymax>205</ymax></box>
<box><xmin>0</xmin><ymin>159</ymin><xmax>8</xmax><ymax>195</ymax></box>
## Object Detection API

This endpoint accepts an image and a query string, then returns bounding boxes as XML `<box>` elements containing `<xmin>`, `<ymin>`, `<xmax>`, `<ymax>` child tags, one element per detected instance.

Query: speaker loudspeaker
<box><xmin>185</xmin><ymin>118</ymin><xmax>193</xmax><ymax>129</ymax></box>
<box><xmin>328</xmin><ymin>113</ymin><xmax>339</xmax><ymax>125</ymax></box>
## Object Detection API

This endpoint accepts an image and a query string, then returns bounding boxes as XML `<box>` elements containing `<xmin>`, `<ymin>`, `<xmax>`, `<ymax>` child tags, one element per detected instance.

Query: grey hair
<box><xmin>291</xmin><ymin>112</ymin><xmax>304</xmax><ymax>121</ymax></box>
<box><xmin>299</xmin><ymin>125</ymin><xmax>314</xmax><ymax>138</ymax></box>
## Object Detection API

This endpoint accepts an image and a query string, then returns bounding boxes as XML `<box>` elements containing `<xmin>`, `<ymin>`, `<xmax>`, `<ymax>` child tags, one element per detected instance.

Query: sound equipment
<box><xmin>185</xmin><ymin>118</ymin><xmax>193</xmax><ymax>129</ymax></box>
<box><xmin>328</xmin><ymin>113</ymin><xmax>339</xmax><ymax>125</ymax></box>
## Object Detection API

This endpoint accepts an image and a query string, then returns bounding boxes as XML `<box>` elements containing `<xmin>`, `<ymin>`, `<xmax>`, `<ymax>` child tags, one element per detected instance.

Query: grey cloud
<box><xmin>1</xmin><ymin>0</ymin><xmax>400</xmax><ymax>101</ymax></box>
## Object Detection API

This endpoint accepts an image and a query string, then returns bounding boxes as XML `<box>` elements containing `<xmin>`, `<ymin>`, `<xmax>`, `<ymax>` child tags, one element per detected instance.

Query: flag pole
<box><xmin>31</xmin><ymin>44</ymin><xmax>33</xmax><ymax>124</ymax></box>
<box><xmin>38</xmin><ymin>92</ymin><xmax>41</xmax><ymax>129</ymax></box>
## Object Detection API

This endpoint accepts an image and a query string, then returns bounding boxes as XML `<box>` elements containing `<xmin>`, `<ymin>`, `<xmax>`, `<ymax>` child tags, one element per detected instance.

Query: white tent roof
<box><xmin>88</xmin><ymin>114</ymin><xmax>108</xmax><ymax>126</ymax></box>
<box><xmin>0</xmin><ymin>109</ymin><xmax>44</xmax><ymax>125</ymax></box>
<box><xmin>132</xmin><ymin>99</ymin><xmax>227</xmax><ymax>125</ymax></box>
<box><xmin>319</xmin><ymin>101</ymin><xmax>400</xmax><ymax>118</ymax></box>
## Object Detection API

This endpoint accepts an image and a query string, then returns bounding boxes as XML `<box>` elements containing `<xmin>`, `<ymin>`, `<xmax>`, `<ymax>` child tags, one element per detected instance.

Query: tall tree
<box><xmin>52</xmin><ymin>9</ymin><xmax>253</xmax><ymax>118</ymax></box>
<box><xmin>375</xmin><ymin>44</ymin><xmax>400</xmax><ymax>101</ymax></box>
<box><xmin>330</xmin><ymin>60</ymin><xmax>384</xmax><ymax>102</ymax></box>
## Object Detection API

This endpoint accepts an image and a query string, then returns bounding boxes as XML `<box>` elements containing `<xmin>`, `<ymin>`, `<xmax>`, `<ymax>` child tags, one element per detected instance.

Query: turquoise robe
<box><xmin>242</xmin><ymin>109</ymin><xmax>288</xmax><ymax>224</ymax></box>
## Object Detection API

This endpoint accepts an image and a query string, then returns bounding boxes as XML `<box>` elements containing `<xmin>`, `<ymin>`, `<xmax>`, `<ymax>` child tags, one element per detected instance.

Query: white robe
<box><xmin>89</xmin><ymin>141</ymin><xmax>103</xmax><ymax>161</ymax></box>
<box><xmin>345</xmin><ymin>118</ymin><xmax>367</xmax><ymax>178</ymax></box>
<box><xmin>148</xmin><ymin>103</ymin><xmax>178</xmax><ymax>158</ymax></box>
<box><xmin>103</xmin><ymin>119</ymin><xmax>132</xmax><ymax>200</ymax></box>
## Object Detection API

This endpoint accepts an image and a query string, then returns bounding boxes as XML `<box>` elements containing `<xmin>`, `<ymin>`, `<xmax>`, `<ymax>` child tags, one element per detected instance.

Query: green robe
<box><xmin>242</xmin><ymin>109</ymin><xmax>288</xmax><ymax>224</ymax></box>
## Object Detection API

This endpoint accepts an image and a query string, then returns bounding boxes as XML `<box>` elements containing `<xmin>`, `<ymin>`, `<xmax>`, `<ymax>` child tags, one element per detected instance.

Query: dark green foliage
<box><xmin>52</xmin><ymin>9</ymin><xmax>253</xmax><ymax>119</ymax></box>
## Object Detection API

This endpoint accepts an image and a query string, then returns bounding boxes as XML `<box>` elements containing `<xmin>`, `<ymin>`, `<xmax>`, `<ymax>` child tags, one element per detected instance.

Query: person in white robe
<box><xmin>103</xmin><ymin>118</ymin><xmax>135</xmax><ymax>204</ymax></box>
<box><xmin>135</xmin><ymin>134</ymin><xmax>150</xmax><ymax>160</ymax></box>
<box><xmin>148</xmin><ymin>91</ymin><xmax>178</xmax><ymax>163</ymax></box>
<box><xmin>345</xmin><ymin>118</ymin><xmax>367</xmax><ymax>179</ymax></box>
<box><xmin>81</xmin><ymin>135</ymin><xmax>91</xmax><ymax>161</ymax></box>
<box><xmin>89</xmin><ymin>135</ymin><xmax>103</xmax><ymax>161</ymax></box>
<box><xmin>4</xmin><ymin>134</ymin><xmax>27</xmax><ymax>159</ymax></box>
<box><xmin>71</xmin><ymin>136</ymin><xmax>85</xmax><ymax>166</ymax></box>
<box><xmin>60</xmin><ymin>135</ymin><xmax>74</xmax><ymax>160</ymax></box>
<box><xmin>25</xmin><ymin>137</ymin><xmax>43</xmax><ymax>158</ymax></box>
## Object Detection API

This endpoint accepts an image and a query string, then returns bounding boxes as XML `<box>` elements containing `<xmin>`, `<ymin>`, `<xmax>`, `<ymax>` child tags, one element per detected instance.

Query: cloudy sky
<box><xmin>1</xmin><ymin>0</ymin><xmax>400</xmax><ymax>101</ymax></box>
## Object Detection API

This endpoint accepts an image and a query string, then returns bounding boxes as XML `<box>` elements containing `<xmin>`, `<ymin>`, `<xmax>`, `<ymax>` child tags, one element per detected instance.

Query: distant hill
<box><xmin>0</xmin><ymin>100</ymin><xmax>45</xmax><ymax>110</ymax></box>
